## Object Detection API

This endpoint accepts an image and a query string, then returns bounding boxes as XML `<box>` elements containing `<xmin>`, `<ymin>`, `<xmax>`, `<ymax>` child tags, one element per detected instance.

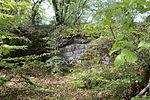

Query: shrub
<box><xmin>46</xmin><ymin>56</ymin><xmax>70</xmax><ymax>74</ymax></box>
<box><xmin>69</xmin><ymin>65</ymin><xmax>132</xmax><ymax>99</ymax></box>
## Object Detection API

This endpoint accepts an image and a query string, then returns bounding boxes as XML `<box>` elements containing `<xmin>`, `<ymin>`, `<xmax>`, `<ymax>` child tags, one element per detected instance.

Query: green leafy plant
<box><xmin>0</xmin><ymin>0</ymin><xmax>31</xmax><ymax>86</ymax></box>
<box><xmin>46</xmin><ymin>56</ymin><xmax>69</xmax><ymax>74</ymax></box>
<box><xmin>84</xmin><ymin>0</ymin><xmax>150</xmax><ymax>98</ymax></box>
<box><xmin>69</xmin><ymin>65</ymin><xmax>132</xmax><ymax>99</ymax></box>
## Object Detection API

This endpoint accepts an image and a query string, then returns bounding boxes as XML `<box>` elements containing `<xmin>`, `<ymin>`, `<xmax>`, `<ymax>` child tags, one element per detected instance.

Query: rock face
<box><xmin>82</xmin><ymin>38</ymin><xmax>115</xmax><ymax>65</ymax></box>
<box><xmin>62</xmin><ymin>38</ymin><xmax>114</xmax><ymax>65</ymax></box>
<box><xmin>63</xmin><ymin>38</ymin><xmax>89</xmax><ymax>64</ymax></box>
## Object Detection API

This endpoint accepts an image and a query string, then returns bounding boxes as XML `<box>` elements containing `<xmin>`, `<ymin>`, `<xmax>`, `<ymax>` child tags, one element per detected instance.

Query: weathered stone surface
<box><xmin>83</xmin><ymin>38</ymin><xmax>115</xmax><ymax>65</ymax></box>
<box><xmin>73</xmin><ymin>49</ymin><xmax>85</xmax><ymax>54</ymax></box>
<box><xmin>73</xmin><ymin>38</ymin><xmax>90</xmax><ymax>44</ymax></box>
<box><xmin>64</xmin><ymin>44</ymin><xmax>76</xmax><ymax>52</ymax></box>
<box><xmin>64</xmin><ymin>52</ymin><xmax>73</xmax><ymax>57</ymax></box>
<box><xmin>102</xmin><ymin>55</ymin><xmax>111</xmax><ymax>64</ymax></box>
<box><xmin>62</xmin><ymin>38</ymin><xmax>89</xmax><ymax>64</ymax></box>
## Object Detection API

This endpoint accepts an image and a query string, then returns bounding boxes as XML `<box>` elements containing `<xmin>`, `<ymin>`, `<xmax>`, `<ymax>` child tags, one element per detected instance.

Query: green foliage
<box><xmin>46</xmin><ymin>56</ymin><xmax>69</xmax><ymax>74</ymax></box>
<box><xmin>69</xmin><ymin>65</ymin><xmax>131</xmax><ymax>99</ymax></box>
<box><xmin>138</xmin><ymin>41</ymin><xmax>150</xmax><ymax>52</ymax></box>
<box><xmin>82</xmin><ymin>1</ymin><xmax>150</xmax><ymax>98</ymax></box>
<box><xmin>91</xmin><ymin>0</ymin><xmax>150</xmax><ymax>68</ymax></box>
<box><xmin>49</xmin><ymin>0</ymin><xmax>88</xmax><ymax>25</ymax></box>
<box><xmin>0</xmin><ymin>0</ymin><xmax>32</xmax><ymax>86</ymax></box>
<box><xmin>114</xmin><ymin>49</ymin><xmax>138</xmax><ymax>68</ymax></box>
<box><xmin>131</xmin><ymin>97</ymin><xmax>150</xmax><ymax>100</ymax></box>
<box><xmin>84</xmin><ymin>1</ymin><xmax>150</xmax><ymax>99</ymax></box>
<box><xmin>114</xmin><ymin>54</ymin><xmax>125</xmax><ymax>68</ymax></box>
<box><xmin>84</xmin><ymin>23</ymin><xmax>106</xmax><ymax>39</ymax></box>
<box><xmin>0</xmin><ymin>0</ymin><xmax>31</xmax><ymax>31</ymax></box>
<box><xmin>0</xmin><ymin>0</ymin><xmax>149</xmax><ymax>99</ymax></box>
<box><xmin>3</xmin><ymin>55</ymin><xmax>40</xmax><ymax>62</ymax></box>
<box><xmin>55</xmin><ymin>24</ymin><xmax>86</xmax><ymax>37</ymax></box>
<box><xmin>16</xmin><ymin>60</ymin><xmax>46</xmax><ymax>76</ymax></box>
<box><xmin>82</xmin><ymin>38</ymin><xmax>114</xmax><ymax>65</ymax></box>
<box><xmin>0</xmin><ymin>0</ymin><xmax>31</xmax><ymax>57</ymax></box>
<box><xmin>0</xmin><ymin>45</ymin><xmax>27</xmax><ymax>56</ymax></box>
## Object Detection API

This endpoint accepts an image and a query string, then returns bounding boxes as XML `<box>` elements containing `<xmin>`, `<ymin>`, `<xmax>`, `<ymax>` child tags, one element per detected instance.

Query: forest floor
<box><xmin>0</xmin><ymin>69</ymin><xmax>99</xmax><ymax>100</ymax></box>
<box><xmin>1</xmin><ymin>68</ymin><xmax>150</xmax><ymax>100</ymax></box>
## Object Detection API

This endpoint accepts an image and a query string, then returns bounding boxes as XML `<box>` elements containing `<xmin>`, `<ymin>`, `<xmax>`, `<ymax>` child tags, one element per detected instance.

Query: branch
<box><xmin>73</xmin><ymin>0</ymin><xmax>88</xmax><ymax>25</ymax></box>
<box><xmin>109</xmin><ymin>25</ymin><xmax>116</xmax><ymax>40</ymax></box>
<box><xmin>136</xmin><ymin>83</ymin><xmax>150</xmax><ymax>98</ymax></box>
<box><xmin>20</xmin><ymin>75</ymin><xmax>35</xmax><ymax>86</ymax></box>
<box><xmin>32</xmin><ymin>0</ymin><xmax>43</xmax><ymax>11</ymax></box>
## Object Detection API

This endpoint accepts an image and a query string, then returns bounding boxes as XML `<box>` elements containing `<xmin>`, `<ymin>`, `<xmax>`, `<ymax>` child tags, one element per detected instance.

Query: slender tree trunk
<box><xmin>52</xmin><ymin>0</ymin><xmax>63</xmax><ymax>25</ymax></box>
<box><xmin>31</xmin><ymin>0</ymin><xmax>43</xmax><ymax>25</ymax></box>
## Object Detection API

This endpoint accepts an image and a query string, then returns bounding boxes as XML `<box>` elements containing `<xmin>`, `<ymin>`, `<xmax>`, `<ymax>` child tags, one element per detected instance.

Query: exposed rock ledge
<box><xmin>62</xmin><ymin>38</ymin><xmax>90</xmax><ymax>64</ymax></box>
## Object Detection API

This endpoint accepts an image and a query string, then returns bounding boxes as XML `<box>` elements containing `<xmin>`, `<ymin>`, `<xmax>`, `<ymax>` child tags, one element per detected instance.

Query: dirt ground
<box><xmin>0</xmin><ymin>74</ymin><xmax>98</xmax><ymax>100</ymax></box>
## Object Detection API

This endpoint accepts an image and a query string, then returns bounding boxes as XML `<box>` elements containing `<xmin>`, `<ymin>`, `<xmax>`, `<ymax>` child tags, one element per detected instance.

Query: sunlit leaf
<box><xmin>109</xmin><ymin>47</ymin><xmax>120</xmax><ymax>56</ymax></box>
<box><xmin>138</xmin><ymin>41</ymin><xmax>145</xmax><ymax>48</ymax></box>
<box><xmin>121</xmin><ymin>49</ymin><xmax>138</xmax><ymax>63</ymax></box>
<box><xmin>114</xmin><ymin>54</ymin><xmax>125</xmax><ymax>68</ymax></box>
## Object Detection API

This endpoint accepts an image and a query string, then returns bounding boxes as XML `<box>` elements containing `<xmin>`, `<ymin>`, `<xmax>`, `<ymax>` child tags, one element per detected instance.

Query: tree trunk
<box><xmin>52</xmin><ymin>0</ymin><xmax>63</xmax><ymax>25</ymax></box>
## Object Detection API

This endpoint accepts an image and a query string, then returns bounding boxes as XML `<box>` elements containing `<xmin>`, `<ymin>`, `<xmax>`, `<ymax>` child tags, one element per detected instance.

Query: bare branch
<box><xmin>136</xmin><ymin>83</ymin><xmax>150</xmax><ymax>98</ymax></box>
